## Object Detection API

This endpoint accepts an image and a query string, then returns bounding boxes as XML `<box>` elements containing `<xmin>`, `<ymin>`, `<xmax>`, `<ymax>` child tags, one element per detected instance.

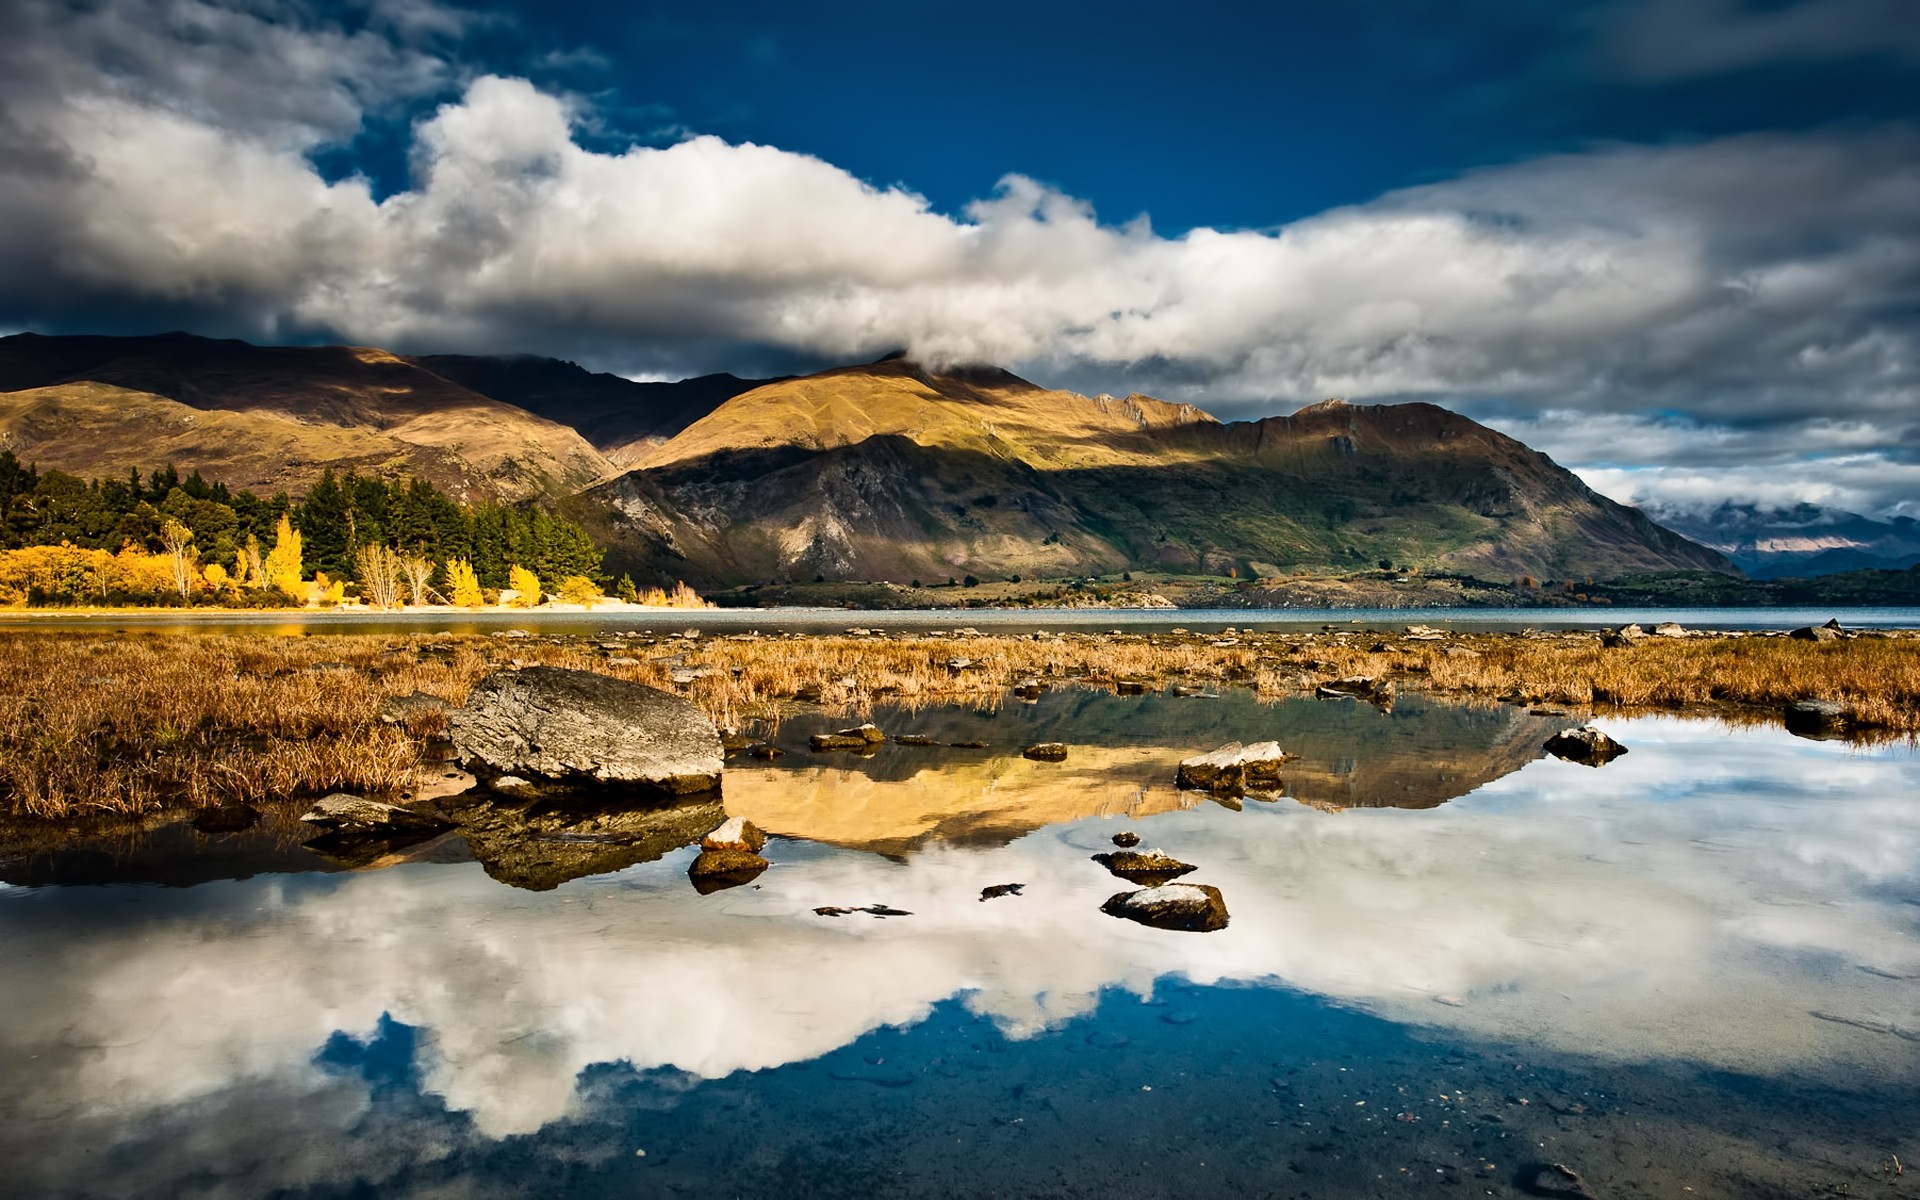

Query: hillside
<box><xmin>583</xmin><ymin>358</ymin><xmax>1731</xmax><ymax>586</ymax></box>
<box><xmin>408</xmin><ymin>354</ymin><xmax>775</xmax><ymax>468</ymax></box>
<box><xmin>0</xmin><ymin>333</ymin><xmax>614</xmax><ymax>502</ymax></box>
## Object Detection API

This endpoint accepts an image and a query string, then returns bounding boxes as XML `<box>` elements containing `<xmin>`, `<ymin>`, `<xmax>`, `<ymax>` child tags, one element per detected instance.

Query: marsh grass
<box><xmin>2</xmin><ymin>628</ymin><xmax>1914</xmax><ymax>821</ymax></box>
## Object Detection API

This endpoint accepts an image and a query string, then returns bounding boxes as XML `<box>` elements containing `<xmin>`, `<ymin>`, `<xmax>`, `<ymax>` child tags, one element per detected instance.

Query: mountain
<box><xmin>406</xmin><ymin>354</ymin><xmax>777</xmax><ymax>468</ymax></box>
<box><xmin>0</xmin><ymin>333</ymin><xmax>614</xmax><ymax>501</ymax></box>
<box><xmin>582</xmin><ymin>357</ymin><xmax>1731</xmax><ymax>586</ymax></box>
<box><xmin>1644</xmin><ymin>501</ymin><xmax>1920</xmax><ymax>578</ymax></box>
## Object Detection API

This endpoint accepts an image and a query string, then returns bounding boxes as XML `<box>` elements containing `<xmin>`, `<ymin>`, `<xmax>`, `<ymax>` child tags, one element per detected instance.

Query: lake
<box><xmin>3</xmin><ymin>604</ymin><xmax>1919</xmax><ymax>637</ymax></box>
<box><xmin>2</xmin><ymin>687</ymin><xmax>1915</xmax><ymax>1197</ymax></box>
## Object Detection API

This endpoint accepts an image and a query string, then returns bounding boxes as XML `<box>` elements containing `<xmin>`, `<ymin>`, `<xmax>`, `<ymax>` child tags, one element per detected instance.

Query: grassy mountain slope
<box><xmin>584</xmin><ymin>360</ymin><xmax>1731</xmax><ymax>586</ymax></box>
<box><xmin>0</xmin><ymin>333</ymin><xmax>614</xmax><ymax>501</ymax></box>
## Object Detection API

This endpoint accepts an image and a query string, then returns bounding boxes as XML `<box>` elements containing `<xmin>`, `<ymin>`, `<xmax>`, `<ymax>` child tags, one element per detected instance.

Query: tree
<box><xmin>963</xmin><ymin>574</ymin><xmax>980</xmax><ymax>588</ymax></box>
<box><xmin>159</xmin><ymin>518</ymin><xmax>196</xmax><ymax>600</ymax></box>
<box><xmin>557</xmin><ymin>574</ymin><xmax>602</xmax><ymax>605</ymax></box>
<box><xmin>508</xmin><ymin>564</ymin><xmax>542</xmax><ymax>608</ymax></box>
<box><xmin>615</xmin><ymin>574</ymin><xmax>638</xmax><ymax>603</ymax></box>
<box><xmin>262</xmin><ymin>514</ymin><xmax>304</xmax><ymax>598</ymax></box>
<box><xmin>399</xmin><ymin>553</ymin><xmax>436</xmax><ymax>605</ymax></box>
<box><xmin>445</xmin><ymin>558</ymin><xmax>484</xmax><ymax>607</ymax></box>
<box><xmin>355</xmin><ymin>544</ymin><xmax>405</xmax><ymax>608</ymax></box>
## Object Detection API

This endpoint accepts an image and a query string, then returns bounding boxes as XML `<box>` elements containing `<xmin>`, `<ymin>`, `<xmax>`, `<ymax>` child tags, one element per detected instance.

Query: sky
<box><xmin>1</xmin><ymin>0</ymin><xmax>1916</xmax><ymax>519</ymax></box>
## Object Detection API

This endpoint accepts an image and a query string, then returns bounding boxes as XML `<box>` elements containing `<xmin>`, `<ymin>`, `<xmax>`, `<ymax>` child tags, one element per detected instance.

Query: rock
<box><xmin>1600</xmin><ymin>623</ymin><xmax>1647</xmax><ymax>648</ymax></box>
<box><xmin>1115</xmin><ymin>679</ymin><xmax>1152</xmax><ymax>695</ymax></box>
<box><xmin>947</xmin><ymin>657</ymin><xmax>976</xmax><ymax>672</ymax></box>
<box><xmin>1100</xmin><ymin>884</ymin><xmax>1229</xmax><ymax>933</ymax></box>
<box><xmin>687</xmin><ymin>847</ymin><xmax>770</xmax><ymax>894</ymax></box>
<box><xmin>1789</xmin><ymin>624</ymin><xmax>1840</xmax><ymax>642</ymax></box>
<box><xmin>378</xmin><ymin>692</ymin><xmax>450</xmax><ymax>726</ymax></box>
<box><xmin>1784</xmin><ymin>699</ymin><xmax>1848</xmax><ymax>737</ymax></box>
<box><xmin>1093</xmin><ymin>849</ymin><xmax>1198</xmax><ymax>884</ymax></box>
<box><xmin>719</xmin><ymin>728</ymin><xmax>758</xmax><ymax>752</ymax></box>
<box><xmin>1111</xmin><ymin>830</ymin><xmax>1141</xmax><ymax>848</ymax></box>
<box><xmin>1176</xmin><ymin>741</ymin><xmax>1287</xmax><ymax>795</ymax></box>
<box><xmin>810</xmin><ymin>723</ymin><xmax>886</xmax><ymax>751</ymax></box>
<box><xmin>669</xmin><ymin>666</ymin><xmax>716</xmax><ymax>685</ymax></box>
<box><xmin>1543</xmin><ymin>726</ymin><xmax>1629</xmax><ymax>766</ymax></box>
<box><xmin>300</xmin><ymin>793</ymin><xmax>448</xmax><ymax>833</ymax></box>
<box><xmin>949</xmin><ymin>739</ymin><xmax>989</xmax><ymax>749</ymax></box>
<box><xmin>1652</xmin><ymin>622</ymin><xmax>1687</xmax><ymax>638</ymax></box>
<box><xmin>748</xmin><ymin>744</ymin><xmax>784</xmax><ymax>760</ymax></box>
<box><xmin>979</xmin><ymin>883</ymin><xmax>1025</xmax><ymax>901</ymax></box>
<box><xmin>1316</xmin><ymin>675</ymin><xmax>1395</xmax><ymax>704</ymax></box>
<box><xmin>892</xmin><ymin>733</ymin><xmax>937</xmax><ymax>746</ymax></box>
<box><xmin>1011</xmin><ymin>678</ymin><xmax>1045</xmax><ymax>699</ymax></box>
<box><xmin>702</xmin><ymin>815</ymin><xmax>767</xmax><ymax>853</ymax></box>
<box><xmin>450</xmin><ymin>667</ymin><xmax>723</xmax><ymax>797</ymax></box>
<box><xmin>442</xmin><ymin>790</ymin><xmax>724</xmax><ymax>891</ymax></box>
<box><xmin>1023</xmin><ymin>742</ymin><xmax>1068</xmax><ymax>762</ymax></box>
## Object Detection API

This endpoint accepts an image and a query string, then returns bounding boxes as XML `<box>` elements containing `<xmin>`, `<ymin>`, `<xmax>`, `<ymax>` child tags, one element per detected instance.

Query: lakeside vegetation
<box><xmin>0</xmin><ymin>453</ymin><xmax>720</xmax><ymax>609</ymax></box>
<box><xmin>1</xmin><ymin>627</ymin><xmax>1912</xmax><ymax>823</ymax></box>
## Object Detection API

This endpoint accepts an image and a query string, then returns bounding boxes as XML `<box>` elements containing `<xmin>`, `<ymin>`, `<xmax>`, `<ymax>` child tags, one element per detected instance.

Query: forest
<box><xmin>0</xmin><ymin>453</ymin><xmax>619</xmax><ymax>607</ymax></box>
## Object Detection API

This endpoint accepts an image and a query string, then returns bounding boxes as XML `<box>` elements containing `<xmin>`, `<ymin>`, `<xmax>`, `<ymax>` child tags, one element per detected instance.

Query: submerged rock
<box><xmin>1111</xmin><ymin>830</ymin><xmax>1141</xmax><ymax>848</ymax></box>
<box><xmin>688</xmin><ymin>847</ymin><xmax>770</xmax><ymax>894</ymax></box>
<box><xmin>1176</xmin><ymin>741</ymin><xmax>1287</xmax><ymax>795</ymax></box>
<box><xmin>442</xmin><ymin>790</ymin><xmax>725</xmax><ymax>891</ymax></box>
<box><xmin>1092</xmin><ymin>849</ymin><xmax>1197</xmax><ymax>884</ymax></box>
<box><xmin>810</xmin><ymin>723</ymin><xmax>887</xmax><ymax>751</ymax></box>
<box><xmin>1022</xmin><ymin>742</ymin><xmax>1068</xmax><ymax>762</ymax></box>
<box><xmin>1101</xmin><ymin>884</ymin><xmax>1229</xmax><ymax>933</ymax></box>
<box><xmin>1784</xmin><ymin>699</ymin><xmax>1848</xmax><ymax>737</ymax></box>
<box><xmin>451</xmin><ymin>667</ymin><xmax>722</xmax><ymax>797</ymax></box>
<box><xmin>702</xmin><ymin>815</ymin><xmax>767</xmax><ymax>853</ymax></box>
<box><xmin>1543</xmin><ymin>726</ymin><xmax>1629</xmax><ymax>766</ymax></box>
<box><xmin>300</xmin><ymin>793</ymin><xmax>448</xmax><ymax>834</ymax></box>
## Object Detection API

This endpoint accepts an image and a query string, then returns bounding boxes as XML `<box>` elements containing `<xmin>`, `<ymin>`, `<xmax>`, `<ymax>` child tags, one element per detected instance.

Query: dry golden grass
<box><xmin>1</xmin><ymin>628</ymin><xmax>1913</xmax><ymax>822</ymax></box>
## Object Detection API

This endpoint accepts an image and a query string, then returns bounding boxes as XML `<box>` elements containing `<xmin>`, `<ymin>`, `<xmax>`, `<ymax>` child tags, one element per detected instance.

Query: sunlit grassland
<box><xmin>0</xmin><ymin>629</ymin><xmax>1913</xmax><ymax>821</ymax></box>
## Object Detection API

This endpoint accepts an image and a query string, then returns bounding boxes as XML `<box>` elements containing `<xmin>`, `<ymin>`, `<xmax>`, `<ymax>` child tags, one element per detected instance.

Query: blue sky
<box><xmin>1</xmin><ymin>0</ymin><xmax>1917</xmax><ymax>517</ymax></box>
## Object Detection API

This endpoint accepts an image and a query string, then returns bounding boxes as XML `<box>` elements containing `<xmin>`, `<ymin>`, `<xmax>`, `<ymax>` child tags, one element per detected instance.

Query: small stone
<box><xmin>810</xmin><ymin>723</ymin><xmax>886</xmax><ymax>751</ymax></box>
<box><xmin>687</xmin><ymin>847</ymin><xmax>769</xmax><ymax>894</ymax></box>
<box><xmin>979</xmin><ymin>883</ymin><xmax>1025</xmax><ymax>901</ymax></box>
<box><xmin>748</xmin><ymin>744</ymin><xmax>784</xmax><ymax>760</ymax></box>
<box><xmin>1790</xmin><ymin>624</ymin><xmax>1841</xmax><ymax>642</ymax></box>
<box><xmin>1111</xmin><ymin>830</ymin><xmax>1141</xmax><ymax>848</ymax></box>
<box><xmin>1022</xmin><ymin>742</ymin><xmax>1068</xmax><ymax>762</ymax></box>
<box><xmin>299</xmin><ymin>794</ymin><xmax>447</xmax><ymax>833</ymax></box>
<box><xmin>1176</xmin><ymin>741</ymin><xmax>1287</xmax><ymax>795</ymax></box>
<box><xmin>893</xmin><ymin>734</ymin><xmax>937</xmax><ymax>746</ymax></box>
<box><xmin>1114</xmin><ymin>679</ymin><xmax>1152</xmax><ymax>695</ymax></box>
<box><xmin>949</xmin><ymin>740</ymin><xmax>989</xmax><ymax>749</ymax></box>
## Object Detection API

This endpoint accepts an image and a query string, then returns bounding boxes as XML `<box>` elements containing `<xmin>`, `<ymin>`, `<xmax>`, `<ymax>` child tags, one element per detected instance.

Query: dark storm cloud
<box><xmin>1</xmin><ymin>0</ymin><xmax>1917</xmax><ymax>516</ymax></box>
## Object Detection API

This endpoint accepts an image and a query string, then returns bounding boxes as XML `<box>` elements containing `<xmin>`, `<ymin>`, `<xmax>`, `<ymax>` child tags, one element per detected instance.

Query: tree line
<box><xmin>0</xmin><ymin>453</ymin><xmax>610</xmax><ymax>607</ymax></box>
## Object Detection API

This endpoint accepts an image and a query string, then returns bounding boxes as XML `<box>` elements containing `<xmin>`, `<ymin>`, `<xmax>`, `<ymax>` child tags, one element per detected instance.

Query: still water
<box><xmin>3</xmin><ymin>605</ymin><xmax>1919</xmax><ymax>637</ymax></box>
<box><xmin>2</xmin><ymin>690</ymin><xmax>1916</xmax><ymax>1198</ymax></box>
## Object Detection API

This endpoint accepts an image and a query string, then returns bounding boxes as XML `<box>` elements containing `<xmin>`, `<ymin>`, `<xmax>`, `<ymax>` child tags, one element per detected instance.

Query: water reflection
<box><xmin>2</xmin><ymin>713</ymin><xmax>1916</xmax><ymax>1196</ymax></box>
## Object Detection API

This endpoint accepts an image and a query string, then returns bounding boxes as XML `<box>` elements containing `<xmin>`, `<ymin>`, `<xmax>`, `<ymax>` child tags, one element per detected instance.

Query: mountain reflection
<box><xmin>2</xmin><ymin>715</ymin><xmax>1915</xmax><ymax>1181</ymax></box>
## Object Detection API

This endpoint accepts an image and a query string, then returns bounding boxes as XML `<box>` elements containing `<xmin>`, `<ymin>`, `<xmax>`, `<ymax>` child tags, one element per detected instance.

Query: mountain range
<box><xmin>1643</xmin><ymin>501</ymin><xmax>1920</xmax><ymax>579</ymax></box>
<box><xmin>0</xmin><ymin>332</ymin><xmax>1733</xmax><ymax>586</ymax></box>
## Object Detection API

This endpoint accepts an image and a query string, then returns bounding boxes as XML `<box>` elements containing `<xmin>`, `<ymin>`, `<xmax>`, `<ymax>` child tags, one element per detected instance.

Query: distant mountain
<box><xmin>0</xmin><ymin>332</ymin><xmax>614</xmax><ymax>501</ymax></box>
<box><xmin>582</xmin><ymin>357</ymin><xmax>1732</xmax><ymax>586</ymax></box>
<box><xmin>407</xmin><ymin>354</ymin><xmax>777</xmax><ymax>468</ymax></box>
<box><xmin>1646</xmin><ymin>501</ymin><xmax>1920</xmax><ymax>578</ymax></box>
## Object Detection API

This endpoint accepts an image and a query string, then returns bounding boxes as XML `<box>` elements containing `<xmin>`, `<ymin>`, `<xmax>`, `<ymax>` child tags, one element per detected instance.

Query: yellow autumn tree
<box><xmin>445</xmin><ymin>558</ymin><xmax>484</xmax><ymax>607</ymax></box>
<box><xmin>261</xmin><ymin>514</ymin><xmax>304</xmax><ymax>597</ymax></box>
<box><xmin>556</xmin><ymin>574</ymin><xmax>602</xmax><ymax>606</ymax></box>
<box><xmin>508</xmin><ymin>565</ymin><xmax>542</xmax><ymax>608</ymax></box>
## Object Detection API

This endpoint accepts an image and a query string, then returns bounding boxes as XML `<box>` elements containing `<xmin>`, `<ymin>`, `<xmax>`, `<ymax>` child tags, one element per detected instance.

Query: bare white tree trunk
<box><xmin>355</xmin><ymin>544</ymin><xmax>405</xmax><ymax>608</ymax></box>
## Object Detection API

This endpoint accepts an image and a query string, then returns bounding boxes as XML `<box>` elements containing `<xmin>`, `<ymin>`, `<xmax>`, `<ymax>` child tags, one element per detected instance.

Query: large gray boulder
<box><xmin>1101</xmin><ymin>884</ymin><xmax>1230</xmax><ymax>933</ymax></box>
<box><xmin>451</xmin><ymin>667</ymin><xmax>723</xmax><ymax>797</ymax></box>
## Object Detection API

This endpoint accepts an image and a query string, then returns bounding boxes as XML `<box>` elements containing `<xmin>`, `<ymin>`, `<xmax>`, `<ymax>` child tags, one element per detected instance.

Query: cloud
<box><xmin>2</xmin><ymin>0</ymin><xmax>1918</xmax><ymax>511</ymax></box>
<box><xmin>1608</xmin><ymin>0</ymin><xmax>1920</xmax><ymax>80</ymax></box>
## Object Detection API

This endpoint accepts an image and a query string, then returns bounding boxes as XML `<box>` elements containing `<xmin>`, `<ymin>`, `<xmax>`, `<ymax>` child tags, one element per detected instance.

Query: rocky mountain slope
<box><xmin>584</xmin><ymin>357</ymin><xmax>1731</xmax><ymax>585</ymax></box>
<box><xmin>0</xmin><ymin>333</ymin><xmax>615</xmax><ymax>501</ymax></box>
